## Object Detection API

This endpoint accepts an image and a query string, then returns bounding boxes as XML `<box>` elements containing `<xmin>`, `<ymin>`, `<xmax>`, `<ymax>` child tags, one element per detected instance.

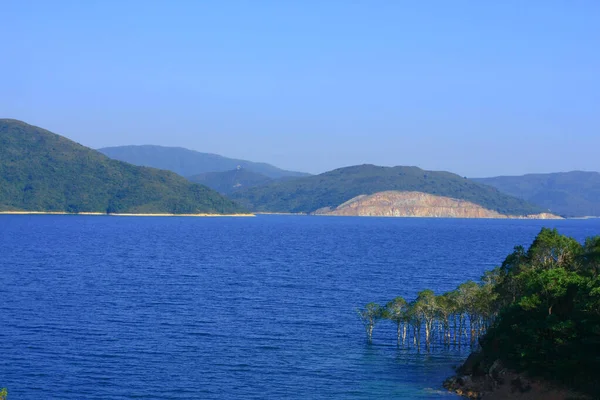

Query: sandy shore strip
<box><xmin>0</xmin><ymin>211</ymin><xmax>255</xmax><ymax>217</ymax></box>
<box><xmin>254</xmin><ymin>212</ymin><xmax>307</xmax><ymax>215</ymax></box>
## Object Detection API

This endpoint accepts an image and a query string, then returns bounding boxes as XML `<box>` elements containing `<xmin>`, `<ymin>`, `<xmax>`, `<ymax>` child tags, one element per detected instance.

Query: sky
<box><xmin>2</xmin><ymin>1</ymin><xmax>599</xmax><ymax>177</ymax></box>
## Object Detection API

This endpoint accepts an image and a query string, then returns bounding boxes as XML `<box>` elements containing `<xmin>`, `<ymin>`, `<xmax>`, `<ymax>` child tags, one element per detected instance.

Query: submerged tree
<box><xmin>414</xmin><ymin>290</ymin><xmax>438</xmax><ymax>351</ymax></box>
<box><xmin>384</xmin><ymin>296</ymin><xmax>408</xmax><ymax>346</ymax></box>
<box><xmin>356</xmin><ymin>302</ymin><xmax>384</xmax><ymax>343</ymax></box>
<box><xmin>435</xmin><ymin>292</ymin><xmax>454</xmax><ymax>347</ymax></box>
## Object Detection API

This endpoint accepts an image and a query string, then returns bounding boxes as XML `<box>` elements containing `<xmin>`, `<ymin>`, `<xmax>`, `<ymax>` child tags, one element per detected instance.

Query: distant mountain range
<box><xmin>474</xmin><ymin>171</ymin><xmax>600</xmax><ymax>217</ymax></box>
<box><xmin>0</xmin><ymin>120</ymin><xmax>244</xmax><ymax>214</ymax></box>
<box><xmin>230</xmin><ymin>164</ymin><xmax>546</xmax><ymax>216</ymax></box>
<box><xmin>3</xmin><ymin>119</ymin><xmax>596</xmax><ymax>218</ymax></box>
<box><xmin>98</xmin><ymin>145</ymin><xmax>310</xmax><ymax>179</ymax></box>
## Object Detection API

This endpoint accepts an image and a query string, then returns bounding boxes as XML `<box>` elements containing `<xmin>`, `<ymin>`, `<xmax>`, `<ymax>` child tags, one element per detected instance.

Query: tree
<box><xmin>477</xmin><ymin>268</ymin><xmax>501</xmax><ymax>332</ymax></box>
<box><xmin>527</xmin><ymin>228</ymin><xmax>582</xmax><ymax>270</ymax></box>
<box><xmin>384</xmin><ymin>297</ymin><xmax>408</xmax><ymax>346</ymax></box>
<box><xmin>0</xmin><ymin>388</ymin><xmax>6</xmax><ymax>400</ymax></box>
<box><xmin>579</xmin><ymin>236</ymin><xmax>600</xmax><ymax>277</ymax></box>
<box><xmin>435</xmin><ymin>293</ymin><xmax>455</xmax><ymax>346</ymax></box>
<box><xmin>356</xmin><ymin>303</ymin><xmax>384</xmax><ymax>343</ymax></box>
<box><xmin>496</xmin><ymin>245</ymin><xmax>529</xmax><ymax>307</ymax></box>
<box><xmin>406</xmin><ymin>301</ymin><xmax>422</xmax><ymax>349</ymax></box>
<box><xmin>518</xmin><ymin>268</ymin><xmax>583</xmax><ymax>316</ymax></box>
<box><xmin>414</xmin><ymin>290</ymin><xmax>438</xmax><ymax>351</ymax></box>
<box><xmin>457</xmin><ymin>282</ymin><xmax>482</xmax><ymax>345</ymax></box>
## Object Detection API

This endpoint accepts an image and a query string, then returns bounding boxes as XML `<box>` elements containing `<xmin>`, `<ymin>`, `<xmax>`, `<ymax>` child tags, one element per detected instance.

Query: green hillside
<box><xmin>474</xmin><ymin>172</ymin><xmax>600</xmax><ymax>217</ymax></box>
<box><xmin>0</xmin><ymin>119</ymin><xmax>245</xmax><ymax>214</ymax></box>
<box><xmin>188</xmin><ymin>168</ymin><xmax>273</xmax><ymax>195</ymax></box>
<box><xmin>231</xmin><ymin>164</ymin><xmax>546</xmax><ymax>215</ymax></box>
<box><xmin>99</xmin><ymin>145</ymin><xmax>310</xmax><ymax>179</ymax></box>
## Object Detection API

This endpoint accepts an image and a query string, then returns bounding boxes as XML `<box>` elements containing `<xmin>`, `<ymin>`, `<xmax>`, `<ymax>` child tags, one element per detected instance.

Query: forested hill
<box><xmin>188</xmin><ymin>168</ymin><xmax>273</xmax><ymax>195</ymax></box>
<box><xmin>474</xmin><ymin>171</ymin><xmax>600</xmax><ymax>217</ymax></box>
<box><xmin>0</xmin><ymin>119</ymin><xmax>245</xmax><ymax>214</ymax></box>
<box><xmin>230</xmin><ymin>164</ymin><xmax>546</xmax><ymax>215</ymax></box>
<box><xmin>99</xmin><ymin>145</ymin><xmax>310</xmax><ymax>179</ymax></box>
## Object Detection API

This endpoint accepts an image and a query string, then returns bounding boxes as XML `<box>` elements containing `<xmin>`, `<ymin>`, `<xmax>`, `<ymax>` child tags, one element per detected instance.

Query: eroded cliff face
<box><xmin>313</xmin><ymin>191</ymin><xmax>561</xmax><ymax>219</ymax></box>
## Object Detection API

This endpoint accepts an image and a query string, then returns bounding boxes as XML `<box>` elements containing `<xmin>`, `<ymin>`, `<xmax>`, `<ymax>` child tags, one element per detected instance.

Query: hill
<box><xmin>0</xmin><ymin>119</ymin><xmax>245</xmax><ymax>214</ymax></box>
<box><xmin>99</xmin><ymin>145</ymin><xmax>309</xmax><ymax>179</ymax></box>
<box><xmin>231</xmin><ymin>164</ymin><xmax>546</xmax><ymax>215</ymax></box>
<box><xmin>188</xmin><ymin>168</ymin><xmax>273</xmax><ymax>195</ymax></box>
<box><xmin>474</xmin><ymin>171</ymin><xmax>600</xmax><ymax>217</ymax></box>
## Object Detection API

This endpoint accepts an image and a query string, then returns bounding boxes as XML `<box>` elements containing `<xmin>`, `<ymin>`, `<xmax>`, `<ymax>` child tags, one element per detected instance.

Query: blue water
<box><xmin>1</xmin><ymin>215</ymin><xmax>599</xmax><ymax>399</ymax></box>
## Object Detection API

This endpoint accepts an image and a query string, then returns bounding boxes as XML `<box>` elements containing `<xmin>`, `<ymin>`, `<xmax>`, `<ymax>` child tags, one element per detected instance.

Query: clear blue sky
<box><xmin>2</xmin><ymin>1</ymin><xmax>599</xmax><ymax>176</ymax></box>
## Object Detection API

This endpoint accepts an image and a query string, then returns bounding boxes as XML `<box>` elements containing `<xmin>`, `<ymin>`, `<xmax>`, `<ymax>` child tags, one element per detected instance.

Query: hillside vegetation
<box><xmin>188</xmin><ymin>168</ymin><xmax>273</xmax><ymax>194</ymax></box>
<box><xmin>231</xmin><ymin>164</ymin><xmax>546</xmax><ymax>215</ymax></box>
<box><xmin>474</xmin><ymin>172</ymin><xmax>600</xmax><ymax>217</ymax></box>
<box><xmin>99</xmin><ymin>145</ymin><xmax>309</xmax><ymax>179</ymax></box>
<box><xmin>0</xmin><ymin>119</ymin><xmax>245</xmax><ymax>214</ymax></box>
<box><xmin>474</xmin><ymin>228</ymin><xmax>600</xmax><ymax>395</ymax></box>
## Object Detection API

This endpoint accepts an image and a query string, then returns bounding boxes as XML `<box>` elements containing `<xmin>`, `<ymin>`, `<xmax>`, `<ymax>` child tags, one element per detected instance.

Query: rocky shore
<box><xmin>444</xmin><ymin>352</ymin><xmax>590</xmax><ymax>400</ymax></box>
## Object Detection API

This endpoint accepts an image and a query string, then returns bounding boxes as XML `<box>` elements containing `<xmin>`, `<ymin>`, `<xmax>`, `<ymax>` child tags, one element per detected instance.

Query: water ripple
<box><xmin>1</xmin><ymin>215</ymin><xmax>598</xmax><ymax>399</ymax></box>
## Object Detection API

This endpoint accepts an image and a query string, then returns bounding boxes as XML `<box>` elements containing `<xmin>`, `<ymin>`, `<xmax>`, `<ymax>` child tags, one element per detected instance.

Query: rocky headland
<box><xmin>444</xmin><ymin>352</ymin><xmax>590</xmax><ymax>400</ymax></box>
<box><xmin>313</xmin><ymin>191</ymin><xmax>561</xmax><ymax>219</ymax></box>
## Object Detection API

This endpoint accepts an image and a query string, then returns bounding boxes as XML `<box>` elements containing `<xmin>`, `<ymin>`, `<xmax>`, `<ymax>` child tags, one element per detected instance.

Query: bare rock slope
<box><xmin>314</xmin><ymin>191</ymin><xmax>560</xmax><ymax>219</ymax></box>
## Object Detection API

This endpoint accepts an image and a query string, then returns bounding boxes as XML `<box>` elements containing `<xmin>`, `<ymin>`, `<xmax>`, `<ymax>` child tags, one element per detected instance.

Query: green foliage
<box><xmin>480</xmin><ymin>229</ymin><xmax>600</xmax><ymax>395</ymax></box>
<box><xmin>356</xmin><ymin>302</ymin><xmax>385</xmax><ymax>343</ymax></box>
<box><xmin>0</xmin><ymin>119</ymin><xmax>246</xmax><ymax>214</ymax></box>
<box><xmin>414</xmin><ymin>289</ymin><xmax>437</xmax><ymax>317</ymax></box>
<box><xmin>526</xmin><ymin>228</ymin><xmax>582</xmax><ymax>269</ymax></box>
<box><xmin>368</xmin><ymin>228</ymin><xmax>600</xmax><ymax>395</ymax></box>
<box><xmin>384</xmin><ymin>296</ymin><xmax>407</xmax><ymax>322</ymax></box>
<box><xmin>579</xmin><ymin>236</ymin><xmax>600</xmax><ymax>277</ymax></box>
<box><xmin>474</xmin><ymin>171</ymin><xmax>600</xmax><ymax>217</ymax></box>
<box><xmin>232</xmin><ymin>164</ymin><xmax>545</xmax><ymax>215</ymax></box>
<box><xmin>0</xmin><ymin>387</ymin><xmax>6</xmax><ymax>400</ymax></box>
<box><xmin>99</xmin><ymin>145</ymin><xmax>309</xmax><ymax>179</ymax></box>
<box><xmin>188</xmin><ymin>168</ymin><xmax>274</xmax><ymax>194</ymax></box>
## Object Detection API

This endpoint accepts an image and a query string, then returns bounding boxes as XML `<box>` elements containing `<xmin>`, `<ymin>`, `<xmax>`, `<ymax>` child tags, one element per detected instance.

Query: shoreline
<box><xmin>3</xmin><ymin>211</ymin><xmax>598</xmax><ymax>219</ymax></box>
<box><xmin>0</xmin><ymin>211</ymin><xmax>255</xmax><ymax>217</ymax></box>
<box><xmin>311</xmin><ymin>214</ymin><xmax>564</xmax><ymax>220</ymax></box>
<box><xmin>444</xmin><ymin>353</ymin><xmax>591</xmax><ymax>399</ymax></box>
<box><xmin>254</xmin><ymin>212</ymin><xmax>307</xmax><ymax>216</ymax></box>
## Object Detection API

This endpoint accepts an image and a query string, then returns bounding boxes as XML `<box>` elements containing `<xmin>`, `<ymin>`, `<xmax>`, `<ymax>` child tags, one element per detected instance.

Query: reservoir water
<box><xmin>1</xmin><ymin>215</ymin><xmax>599</xmax><ymax>399</ymax></box>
